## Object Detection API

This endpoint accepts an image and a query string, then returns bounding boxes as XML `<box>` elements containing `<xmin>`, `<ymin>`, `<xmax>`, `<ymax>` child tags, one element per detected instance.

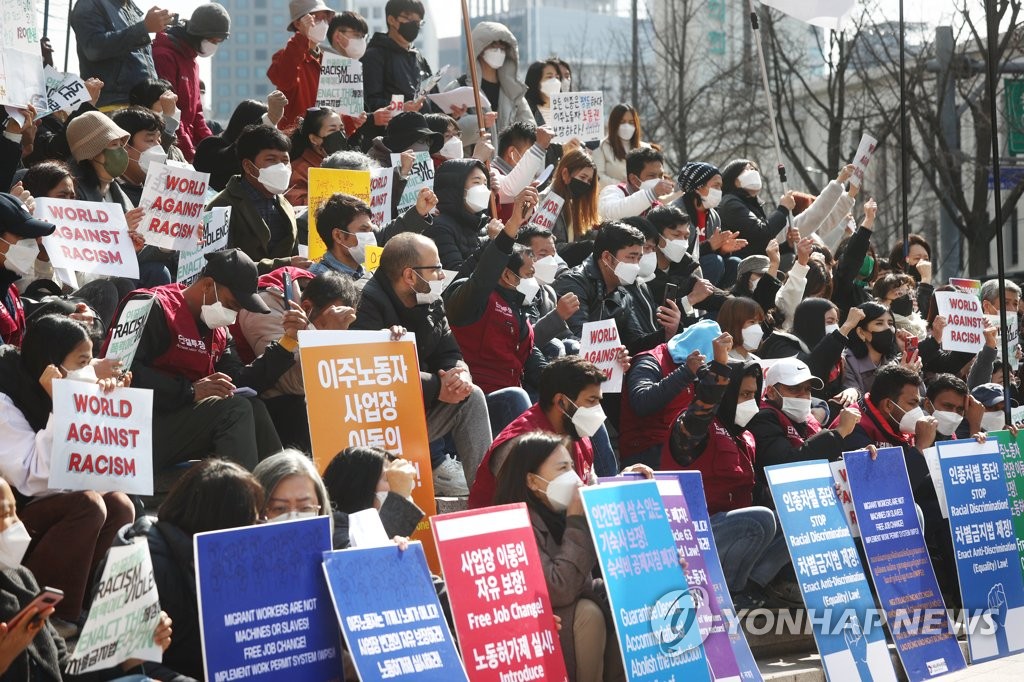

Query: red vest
<box><xmin>660</xmin><ymin>418</ymin><xmax>756</xmax><ymax>515</ymax></box>
<box><xmin>0</xmin><ymin>284</ymin><xmax>25</xmax><ymax>347</ymax></box>
<box><xmin>452</xmin><ymin>290</ymin><xmax>535</xmax><ymax>395</ymax></box>
<box><xmin>142</xmin><ymin>284</ymin><xmax>227</xmax><ymax>382</ymax></box>
<box><xmin>468</xmin><ymin>404</ymin><xmax>594</xmax><ymax>509</ymax></box>
<box><xmin>762</xmin><ymin>403</ymin><xmax>822</xmax><ymax>446</ymax></box>
<box><xmin>618</xmin><ymin>344</ymin><xmax>694</xmax><ymax>460</ymax></box>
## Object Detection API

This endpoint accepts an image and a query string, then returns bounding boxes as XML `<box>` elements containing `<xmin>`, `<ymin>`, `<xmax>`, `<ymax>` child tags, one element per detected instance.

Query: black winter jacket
<box><xmin>424</xmin><ymin>159</ymin><xmax>489</xmax><ymax>271</ymax></box>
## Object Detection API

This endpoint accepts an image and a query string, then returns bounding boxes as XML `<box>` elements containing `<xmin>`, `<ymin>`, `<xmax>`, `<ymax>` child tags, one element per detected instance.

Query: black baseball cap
<box><xmin>0</xmin><ymin>193</ymin><xmax>55</xmax><ymax>238</ymax></box>
<box><xmin>202</xmin><ymin>249</ymin><xmax>272</xmax><ymax>314</ymax></box>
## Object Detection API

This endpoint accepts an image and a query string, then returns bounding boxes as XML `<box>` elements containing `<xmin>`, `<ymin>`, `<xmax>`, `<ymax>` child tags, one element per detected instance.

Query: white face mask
<box><xmin>660</xmin><ymin>238</ymin><xmax>688</xmax><ymax>263</ymax></box>
<box><xmin>375</xmin><ymin>490</ymin><xmax>389</xmax><ymax>507</ymax></box>
<box><xmin>62</xmin><ymin>363</ymin><xmax>98</xmax><ymax>384</ymax></box>
<box><xmin>308</xmin><ymin>20</ymin><xmax>329</xmax><ymax>43</ymax></box>
<box><xmin>482</xmin><ymin>47</ymin><xmax>506</xmax><ymax>69</ymax></box>
<box><xmin>638</xmin><ymin>251</ymin><xmax>657</xmax><ymax>278</ymax></box>
<box><xmin>515</xmin><ymin>275</ymin><xmax>540</xmax><ymax>305</ymax></box>
<box><xmin>344</xmin><ymin>36</ymin><xmax>367</xmax><ymax>59</ymax></box>
<box><xmin>734</xmin><ymin>399</ymin><xmax>759</xmax><ymax>428</ymax></box>
<box><xmin>1</xmin><ymin>238</ymin><xmax>38</xmax><ymax>277</ymax></box>
<box><xmin>0</xmin><ymin>521</ymin><xmax>31</xmax><ymax>569</ymax></box>
<box><xmin>824</xmin><ymin>323</ymin><xmax>839</xmax><ymax>336</ymax></box>
<box><xmin>617</xmin><ymin>123</ymin><xmax>636</xmax><ymax>141</ymax></box>
<box><xmin>639</xmin><ymin>177</ymin><xmax>662</xmax><ymax>193</ymax></box>
<box><xmin>536</xmin><ymin>469</ymin><xmax>582</xmax><ymax>513</ymax></box>
<box><xmin>932</xmin><ymin>410</ymin><xmax>963</xmax><ymax>436</ymax></box>
<box><xmin>565</xmin><ymin>399</ymin><xmax>606</xmax><ymax>438</ymax></box>
<box><xmin>738</xmin><ymin>168</ymin><xmax>762</xmax><ymax>191</ymax></box>
<box><xmin>780</xmin><ymin>395</ymin><xmax>812</xmax><ymax>423</ymax></box>
<box><xmin>414</xmin><ymin>272</ymin><xmax>444</xmax><ymax>305</ymax></box>
<box><xmin>982</xmin><ymin>411</ymin><xmax>1006</xmax><ymax>432</ymax></box>
<box><xmin>347</xmin><ymin>231</ymin><xmax>377</xmax><ymax>264</ymax></box>
<box><xmin>700</xmin><ymin>187</ymin><xmax>722</xmax><ymax>209</ymax></box>
<box><xmin>139</xmin><ymin>144</ymin><xmax>168</xmax><ymax>173</ymax></box>
<box><xmin>561</xmin><ymin>77</ymin><xmax>571</xmax><ymax>92</ymax></box>
<box><xmin>267</xmin><ymin>510</ymin><xmax>318</xmax><ymax>523</ymax></box>
<box><xmin>897</xmin><ymin>405</ymin><xmax>926</xmax><ymax>435</ymax></box>
<box><xmin>612</xmin><ymin>258</ymin><xmax>641</xmax><ymax>286</ymax></box>
<box><xmin>200</xmin><ymin>285</ymin><xmax>238</xmax><ymax>329</ymax></box>
<box><xmin>257</xmin><ymin>163</ymin><xmax>292</xmax><ymax>195</ymax></box>
<box><xmin>465</xmin><ymin>184</ymin><xmax>491</xmax><ymax>213</ymax></box>
<box><xmin>198</xmin><ymin>40</ymin><xmax>220</xmax><ymax>58</ymax></box>
<box><xmin>533</xmin><ymin>255</ymin><xmax>559</xmax><ymax>285</ymax></box>
<box><xmin>741</xmin><ymin>324</ymin><xmax>764</xmax><ymax>351</ymax></box>
<box><xmin>439</xmin><ymin>136</ymin><xmax>463</xmax><ymax>160</ymax></box>
<box><xmin>540</xmin><ymin>77</ymin><xmax>562</xmax><ymax>98</ymax></box>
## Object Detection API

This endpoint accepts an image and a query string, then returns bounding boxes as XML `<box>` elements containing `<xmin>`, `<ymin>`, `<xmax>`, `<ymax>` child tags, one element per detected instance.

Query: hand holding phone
<box><xmin>282</xmin><ymin>272</ymin><xmax>293</xmax><ymax>307</ymax></box>
<box><xmin>663</xmin><ymin>283</ymin><xmax>679</xmax><ymax>305</ymax></box>
<box><xmin>8</xmin><ymin>588</ymin><xmax>63</xmax><ymax>629</ymax></box>
<box><xmin>904</xmin><ymin>335</ymin><xmax>919</xmax><ymax>364</ymax></box>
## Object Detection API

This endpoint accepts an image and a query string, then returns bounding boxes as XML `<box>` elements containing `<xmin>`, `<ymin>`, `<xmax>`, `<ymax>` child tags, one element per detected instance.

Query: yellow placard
<box><xmin>364</xmin><ymin>245</ymin><xmax>384</xmax><ymax>272</ymax></box>
<box><xmin>307</xmin><ymin>168</ymin><xmax>372</xmax><ymax>262</ymax></box>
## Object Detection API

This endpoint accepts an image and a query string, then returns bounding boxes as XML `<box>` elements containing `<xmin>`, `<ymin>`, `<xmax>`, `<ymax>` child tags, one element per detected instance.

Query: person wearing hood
<box><xmin>841</xmin><ymin>302</ymin><xmax>911</xmax><ymax>397</ymax></box>
<box><xmin>286</xmin><ymin>107</ymin><xmax>347</xmax><ymax>206</ymax></box>
<box><xmin>665</xmin><ymin>337</ymin><xmax>792</xmax><ymax>608</ymax></box>
<box><xmin>0</xmin><ymin>194</ymin><xmax>57</xmax><ymax>347</ymax></box>
<box><xmin>268</xmin><ymin>0</ymin><xmax>336</xmax><ymax>131</ymax></box>
<box><xmin>153</xmin><ymin>3</ymin><xmax>229</xmax><ymax>161</ymax></box>
<box><xmin>449</xmin><ymin>21</ymin><xmax>532</xmax><ymax>152</ymax></box>
<box><xmin>367</xmin><ymin>110</ymin><xmax>442</xmax><ymax>217</ymax></box>
<box><xmin>362</xmin><ymin>0</ymin><xmax>435</xmax><ymax>120</ymax></box>
<box><xmin>597</xmin><ymin>147</ymin><xmax>674</xmax><ymax>222</ymax></box>
<box><xmin>425</xmin><ymin>158</ymin><xmax>500</xmax><ymax>272</ymax></box>
<box><xmin>673</xmin><ymin>161</ymin><xmax>746</xmax><ymax>288</ymax></box>
<box><xmin>716</xmin><ymin>158</ymin><xmax>795</xmax><ymax>259</ymax></box>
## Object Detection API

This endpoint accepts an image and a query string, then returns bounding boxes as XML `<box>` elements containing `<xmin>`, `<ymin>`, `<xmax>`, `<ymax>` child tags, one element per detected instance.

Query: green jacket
<box><xmin>207</xmin><ymin>175</ymin><xmax>297</xmax><ymax>274</ymax></box>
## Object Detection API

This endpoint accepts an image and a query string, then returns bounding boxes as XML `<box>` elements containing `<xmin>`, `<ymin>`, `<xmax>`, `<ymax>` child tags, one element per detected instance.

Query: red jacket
<box><xmin>468</xmin><ymin>404</ymin><xmax>594</xmax><ymax>509</ymax></box>
<box><xmin>0</xmin><ymin>283</ymin><xmax>25</xmax><ymax>347</ymax></box>
<box><xmin>619</xmin><ymin>343</ymin><xmax>694</xmax><ymax>460</ymax></box>
<box><xmin>268</xmin><ymin>33</ymin><xmax>322</xmax><ymax>131</ymax></box>
<box><xmin>451</xmin><ymin>290</ymin><xmax>534</xmax><ymax>395</ymax></box>
<box><xmin>660</xmin><ymin>418</ymin><xmax>756</xmax><ymax>515</ymax></box>
<box><xmin>153</xmin><ymin>32</ymin><xmax>212</xmax><ymax>161</ymax></box>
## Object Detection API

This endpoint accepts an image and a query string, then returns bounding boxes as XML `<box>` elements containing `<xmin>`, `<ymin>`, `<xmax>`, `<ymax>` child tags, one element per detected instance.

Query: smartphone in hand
<box><xmin>904</xmin><ymin>335</ymin><xmax>919</xmax><ymax>363</ymax></box>
<box><xmin>663</xmin><ymin>283</ymin><xmax>679</xmax><ymax>305</ymax></box>
<box><xmin>282</xmin><ymin>271</ymin><xmax>293</xmax><ymax>307</ymax></box>
<box><xmin>8</xmin><ymin>587</ymin><xmax>63</xmax><ymax>629</ymax></box>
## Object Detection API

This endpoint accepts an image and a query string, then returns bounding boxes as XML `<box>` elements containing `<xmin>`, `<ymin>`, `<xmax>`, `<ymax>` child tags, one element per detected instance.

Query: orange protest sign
<box><xmin>298</xmin><ymin>330</ymin><xmax>439</xmax><ymax>570</ymax></box>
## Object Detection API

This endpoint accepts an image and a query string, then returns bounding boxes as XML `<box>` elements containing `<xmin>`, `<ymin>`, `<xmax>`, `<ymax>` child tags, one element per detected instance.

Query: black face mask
<box><xmin>569</xmin><ymin>178</ymin><xmax>591</xmax><ymax>199</ymax></box>
<box><xmin>397</xmin><ymin>20</ymin><xmax>420</xmax><ymax>42</ymax></box>
<box><xmin>322</xmin><ymin>130</ymin><xmax>348</xmax><ymax>155</ymax></box>
<box><xmin>891</xmin><ymin>294</ymin><xmax>913</xmax><ymax>317</ymax></box>
<box><xmin>869</xmin><ymin>328</ymin><xmax>897</xmax><ymax>356</ymax></box>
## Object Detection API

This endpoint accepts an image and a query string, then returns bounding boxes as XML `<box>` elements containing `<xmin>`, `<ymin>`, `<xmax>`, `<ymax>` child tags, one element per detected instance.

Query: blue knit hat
<box><xmin>667</xmin><ymin>319</ymin><xmax>721</xmax><ymax>364</ymax></box>
<box><xmin>677</xmin><ymin>162</ymin><xmax>720</xmax><ymax>194</ymax></box>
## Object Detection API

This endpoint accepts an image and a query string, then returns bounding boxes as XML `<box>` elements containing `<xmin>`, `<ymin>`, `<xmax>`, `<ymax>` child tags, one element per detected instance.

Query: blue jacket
<box><xmin>71</xmin><ymin>0</ymin><xmax>155</xmax><ymax>107</ymax></box>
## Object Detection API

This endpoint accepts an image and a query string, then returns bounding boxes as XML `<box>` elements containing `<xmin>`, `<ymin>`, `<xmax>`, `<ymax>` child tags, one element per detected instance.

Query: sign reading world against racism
<box><xmin>579</xmin><ymin>480</ymin><xmax>712</xmax><ymax>682</ymax></box>
<box><xmin>548</xmin><ymin>91</ymin><xmax>604</xmax><ymax>143</ymax></box>
<box><xmin>934</xmin><ymin>290</ymin><xmax>987</xmax><ymax>353</ymax></box>
<box><xmin>936</xmin><ymin>438</ymin><xmax>1024</xmax><ymax>662</ymax></box>
<box><xmin>307</xmin><ymin>167</ymin><xmax>372</xmax><ymax>262</ymax></box>
<box><xmin>49</xmin><ymin>381</ymin><xmax>153</xmax><ymax>496</ymax></box>
<box><xmin>139</xmin><ymin>162</ymin><xmax>209</xmax><ymax>251</ymax></box>
<box><xmin>104</xmin><ymin>296</ymin><xmax>155</xmax><ymax>371</ymax></box>
<box><xmin>579</xmin><ymin>320</ymin><xmax>623</xmax><ymax>393</ymax></box>
<box><xmin>177</xmin><ymin>208</ymin><xmax>231</xmax><ymax>286</ymax></box>
<box><xmin>299</xmin><ymin>330</ymin><xmax>438</xmax><ymax>570</ymax></box>
<box><xmin>431</xmin><ymin>504</ymin><xmax>565</xmax><ymax>682</ymax></box>
<box><xmin>848</xmin><ymin>133</ymin><xmax>878</xmax><ymax>188</ymax></box>
<box><xmin>390</xmin><ymin>152</ymin><xmax>434</xmax><ymax>215</ymax></box>
<box><xmin>36</xmin><ymin>198</ymin><xmax>139</xmax><ymax>279</ymax></box>
<box><xmin>65</xmin><ymin>541</ymin><xmax>163</xmax><ymax>675</ymax></box>
<box><xmin>323</xmin><ymin>542</ymin><xmax>466</xmax><ymax>681</ymax></box>
<box><xmin>843</xmin><ymin>448</ymin><xmax>966</xmax><ymax>681</ymax></box>
<box><xmin>369</xmin><ymin>167</ymin><xmax>394</xmax><ymax>228</ymax></box>
<box><xmin>766</xmin><ymin>461</ymin><xmax>898</xmax><ymax>682</ymax></box>
<box><xmin>993</xmin><ymin>430</ymin><xmax>1024</xmax><ymax>572</ymax></box>
<box><xmin>317</xmin><ymin>53</ymin><xmax>363</xmax><ymax>116</ymax></box>
<box><xmin>529</xmin><ymin>192</ymin><xmax>564</xmax><ymax>232</ymax></box>
<box><xmin>195</xmin><ymin>517</ymin><xmax>340</xmax><ymax>682</ymax></box>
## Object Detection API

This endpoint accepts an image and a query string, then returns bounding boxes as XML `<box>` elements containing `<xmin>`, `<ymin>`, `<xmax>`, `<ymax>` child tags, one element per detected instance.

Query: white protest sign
<box><xmin>390</xmin><ymin>151</ymin><xmax>434</xmax><ymax>214</ymax></box>
<box><xmin>548</xmin><ymin>91</ymin><xmax>604</xmax><ymax>143</ymax></box>
<box><xmin>579</xmin><ymin>319</ymin><xmax>623</xmax><ymax>392</ymax></box>
<box><xmin>316</xmin><ymin>53</ymin><xmax>363</xmax><ymax>116</ymax></box>
<box><xmin>530</xmin><ymin>192</ymin><xmax>565</xmax><ymax>231</ymax></box>
<box><xmin>935</xmin><ymin>290</ymin><xmax>986</xmax><ymax>353</ymax></box>
<box><xmin>104</xmin><ymin>297</ymin><xmax>155</xmax><ymax>371</ymax></box>
<box><xmin>0</xmin><ymin>0</ymin><xmax>45</xmax><ymax>109</ymax></box>
<box><xmin>849</xmin><ymin>132</ymin><xmax>878</xmax><ymax>188</ymax></box>
<box><xmin>348</xmin><ymin>509</ymin><xmax>391</xmax><ymax>548</ymax></box>
<box><xmin>36</xmin><ymin>66</ymin><xmax>90</xmax><ymax>119</ymax></box>
<box><xmin>50</xmin><ymin>381</ymin><xmax>154</xmax><ymax>496</ymax></box>
<box><xmin>369</xmin><ymin>166</ymin><xmax>393</xmax><ymax>227</ymax></box>
<box><xmin>922</xmin><ymin>447</ymin><xmax>948</xmax><ymax>519</ymax></box>
<box><xmin>36</xmin><ymin>198</ymin><xmax>140</xmax><ymax>279</ymax></box>
<box><xmin>64</xmin><ymin>541</ymin><xmax>162</xmax><ymax>675</ymax></box>
<box><xmin>986</xmin><ymin>313</ymin><xmax>1020</xmax><ymax>371</ymax></box>
<box><xmin>427</xmin><ymin>86</ymin><xmax>477</xmax><ymax>114</ymax></box>
<box><xmin>177</xmin><ymin>207</ymin><xmax>231</xmax><ymax>286</ymax></box>
<box><xmin>139</xmin><ymin>162</ymin><xmax>210</xmax><ymax>251</ymax></box>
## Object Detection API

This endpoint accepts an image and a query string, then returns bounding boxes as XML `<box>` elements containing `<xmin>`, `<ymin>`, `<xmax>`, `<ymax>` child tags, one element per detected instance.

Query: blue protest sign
<box><xmin>766</xmin><ymin>461</ymin><xmax>897</xmax><ymax>682</ymax></box>
<box><xmin>936</xmin><ymin>438</ymin><xmax>1024</xmax><ymax>662</ymax></box>
<box><xmin>579</xmin><ymin>480</ymin><xmax>712</xmax><ymax>681</ymax></box>
<box><xmin>844</xmin><ymin>448</ymin><xmax>966</xmax><ymax>680</ymax></box>
<box><xmin>676</xmin><ymin>471</ymin><xmax>764</xmax><ymax>682</ymax></box>
<box><xmin>195</xmin><ymin>517</ymin><xmax>342</xmax><ymax>681</ymax></box>
<box><xmin>322</xmin><ymin>542</ymin><xmax>466</xmax><ymax>681</ymax></box>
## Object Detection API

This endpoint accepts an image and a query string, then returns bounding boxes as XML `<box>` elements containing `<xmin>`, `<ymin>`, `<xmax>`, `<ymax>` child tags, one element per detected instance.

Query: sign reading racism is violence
<box><xmin>177</xmin><ymin>208</ymin><xmax>231</xmax><ymax>286</ymax></box>
<box><xmin>316</xmin><ymin>53</ymin><xmax>363</xmax><ymax>116</ymax></box>
<box><xmin>36</xmin><ymin>198</ymin><xmax>139</xmax><ymax>279</ymax></box>
<box><xmin>298</xmin><ymin>330</ymin><xmax>439</xmax><ymax>569</ymax></box>
<box><xmin>49</xmin><ymin>381</ymin><xmax>154</xmax><ymax>496</ymax></box>
<box><xmin>104</xmin><ymin>296</ymin><xmax>155</xmax><ymax>371</ymax></box>
<box><xmin>390</xmin><ymin>152</ymin><xmax>434</xmax><ymax>214</ymax></box>
<box><xmin>139</xmin><ymin>161</ymin><xmax>210</xmax><ymax>251</ymax></box>
<box><xmin>579</xmin><ymin>319</ymin><xmax>623</xmax><ymax>392</ymax></box>
<box><xmin>934</xmin><ymin>290</ymin><xmax>987</xmax><ymax>353</ymax></box>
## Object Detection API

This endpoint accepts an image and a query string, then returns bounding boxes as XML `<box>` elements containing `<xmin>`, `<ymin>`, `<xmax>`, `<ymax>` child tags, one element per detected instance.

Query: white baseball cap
<box><xmin>765</xmin><ymin>357</ymin><xmax>824</xmax><ymax>390</ymax></box>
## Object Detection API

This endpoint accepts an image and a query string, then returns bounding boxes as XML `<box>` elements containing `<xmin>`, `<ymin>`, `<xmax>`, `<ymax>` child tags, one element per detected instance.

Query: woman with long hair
<box><xmin>593</xmin><ymin>104</ymin><xmax>650</xmax><ymax>189</ymax></box>
<box><xmin>543</xmin><ymin>149</ymin><xmax>600</xmax><ymax>267</ymax></box>
<box><xmin>524</xmin><ymin>59</ymin><xmax>564</xmax><ymax>125</ymax></box>
<box><xmin>287</xmin><ymin>107</ymin><xmax>346</xmax><ymax>205</ymax></box>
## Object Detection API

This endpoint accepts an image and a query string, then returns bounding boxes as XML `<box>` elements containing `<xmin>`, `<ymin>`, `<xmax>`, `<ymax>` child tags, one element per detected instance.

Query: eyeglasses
<box><xmin>411</xmin><ymin>264</ymin><xmax>444</xmax><ymax>275</ymax></box>
<box><xmin>265</xmin><ymin>504</ymin><xmax>321</xmax><ymax>518</ymax></box>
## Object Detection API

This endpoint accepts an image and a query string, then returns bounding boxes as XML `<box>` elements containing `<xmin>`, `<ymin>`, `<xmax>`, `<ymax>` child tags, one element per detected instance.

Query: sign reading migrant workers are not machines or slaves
<box><xmin>139</xmin><ymin>161</ymin><xmax>210</xmax><ymax>251</ymax></box>
<box><xmin>35</xmin><ymin>198</ymin><xmax>139</xmax><ymax>279</ymax></box>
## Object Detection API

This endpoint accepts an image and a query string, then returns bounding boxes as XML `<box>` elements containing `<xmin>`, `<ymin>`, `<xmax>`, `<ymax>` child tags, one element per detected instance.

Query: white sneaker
<box><xmin>432</xmin><ymin>455</ymin><xmax>469</xmax><ymax>497</ymax></box>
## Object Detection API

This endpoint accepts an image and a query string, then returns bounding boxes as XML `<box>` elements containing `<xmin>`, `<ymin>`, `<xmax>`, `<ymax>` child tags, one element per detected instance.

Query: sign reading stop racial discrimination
<box><xmin>36</xmin><ymin>198</ymin><xmax>139</xmax><ymax>279</ymax></box>
<box><xmin>298</xmin><ymin>329</ymin><xmax>439</xmax><ymax>570</ymax></box>
<box><xmin>935</xmin><ymin>291</ymin><xmax>987</xmax><ymax>353</ymax></box>
<box><xmin>139</xmin><ymin>161</ymin><xmax>210</xmax><ymax>251</ymax></box>
<box><xmin>49</xmin><ymin>381</ymin><xmax>153</xmax><ymax>496</ymax></box>
<box><xmin>431</xmin><ymin>504</ymin><xmax>566</xmax><ymax>682</ymax></box>
<box><xmin>307</xmin><ymin>168</ymin><xmax>372</xmax><ymax>262</ymax></box>
<box><xmin>579</xmin><ymin>319</ymin><xmax>623</xmax><ymax>392</ymax></box>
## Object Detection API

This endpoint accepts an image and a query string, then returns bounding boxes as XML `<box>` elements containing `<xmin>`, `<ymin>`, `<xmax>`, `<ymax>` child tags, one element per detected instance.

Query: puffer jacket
<box><xmin>424</xmin><ymin>159</ymin><xmax>490</xmax><ymax>271</ymax></box>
